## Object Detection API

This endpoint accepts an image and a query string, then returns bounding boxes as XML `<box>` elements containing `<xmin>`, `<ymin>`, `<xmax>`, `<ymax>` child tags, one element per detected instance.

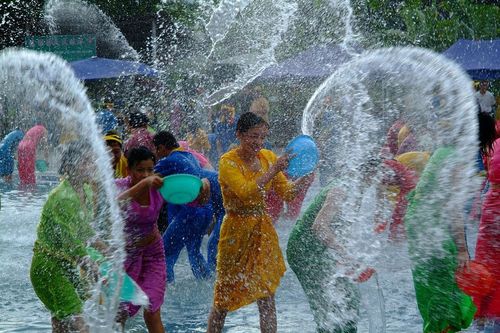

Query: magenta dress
<box><xmin>17</xmin><ymin>125</ymin><xmax>46</xmax><ymax>185</ymax></box>
<box><xmin>116</xmin><ymin>177</ymin><xmax>166</xmax><ymax>316</ymax></box>
<box><xmin>474</xmin><ymin>139</ymin><xmax>500</xmax><ymax>318</ymax></box>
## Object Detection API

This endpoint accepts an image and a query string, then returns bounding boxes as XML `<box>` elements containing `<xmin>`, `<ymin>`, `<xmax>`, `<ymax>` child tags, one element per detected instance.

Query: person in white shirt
<box><xmin>475</xmin><ymin>81</ymin><xmax>497</xmax><ymax>117</ymax></box>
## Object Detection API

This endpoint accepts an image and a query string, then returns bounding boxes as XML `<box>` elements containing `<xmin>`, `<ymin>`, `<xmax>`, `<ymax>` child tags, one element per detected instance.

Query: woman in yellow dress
<box><xmin>206</xmin><ymin>112</ymin><xmax>314</xmax><ymax>333</ymax></box>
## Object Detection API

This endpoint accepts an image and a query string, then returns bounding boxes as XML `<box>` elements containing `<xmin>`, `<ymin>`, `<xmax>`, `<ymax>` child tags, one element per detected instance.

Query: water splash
<box><xmin>44</xmin><ymin>0</ymin><xmax>138</xmax><ymax>59</ymax></box>
<box><xmin>154</xmin><ymin>0</ymin><xmax>297</xmax><ymax>120</ymax></box>
<box><xmin>0</xmin><ymin>48</ymin><xmax>130</xmax><ymax>331</ymax></box>
<box><xmin>301</xmin><ymin>46</ymin><xmax>478</xmax><ymax>330</ymax></box>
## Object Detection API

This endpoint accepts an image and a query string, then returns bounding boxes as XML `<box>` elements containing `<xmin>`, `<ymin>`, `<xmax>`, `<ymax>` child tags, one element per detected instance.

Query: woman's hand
<box><xmin>456</xmin><ymin>248</ymin><xmax>470</xmax><ymax>270</ymax></box>
<box><xmin>355</xmin><ymin>267</ymin><xmax>376</xmax><ymax>283</ymax></box>
<box><xmin>144</xmin><ymin>175</ymin><xmax>163</xmax><ymax>190</ymax></box>
<box><xmin>295</xmin><ymin>172</ymin><xmax>315</xmax><ymax>189</ymax></box>
<box><xmin>118</xmin><ymin>175</ymin><xmax>163</xmax><ymax>202</ymax></box>
<box><xmin>273</xmin><ymin>152</ymin><xmax>294</xmax><ymax>173</ymax></box>
<box><xmin>197</xmin><ymin>178</ymin><xmax>211</xmax><ymax>205</ymax></box>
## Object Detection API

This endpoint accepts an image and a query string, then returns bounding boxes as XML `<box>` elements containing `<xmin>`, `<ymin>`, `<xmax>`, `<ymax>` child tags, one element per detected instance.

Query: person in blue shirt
<box><xmin>215</xmin><ymin>105</ymin><xmax>237</xmax><ymax>157</ymax></box>
<box><xmin>0</xmin><ymin>129</ymin><xmax>24</xmax><ymax>182</ymax></box>
<box><xmin>153</xmin><ymin>131</ymin><xmax>225</xmax><ymax>281</ymax></box>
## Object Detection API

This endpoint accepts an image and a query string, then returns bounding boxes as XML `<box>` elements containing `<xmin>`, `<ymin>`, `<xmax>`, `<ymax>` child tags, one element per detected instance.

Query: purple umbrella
<box><xmin>69</xmin><ymin>56</ymin><xmax>158</xmax><ymax>80</ymax></box>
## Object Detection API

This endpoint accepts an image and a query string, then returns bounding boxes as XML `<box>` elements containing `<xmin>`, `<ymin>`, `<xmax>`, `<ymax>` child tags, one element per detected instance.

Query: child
<box><xmin>115</xmin><ymin>147</ymin><xmax>166</xmax><ymax>333</ymax></box>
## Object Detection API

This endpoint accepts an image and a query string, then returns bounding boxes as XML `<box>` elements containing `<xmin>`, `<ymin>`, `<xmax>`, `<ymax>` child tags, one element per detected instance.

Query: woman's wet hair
<box><xmin>236</xmin><ymin>112</ymin><xmax>268</xmax><ymax>133</ymax></box>
<box><xmin>59</xmin><ymin>141</ymin><xmax>93</xmax><ymax>176</ymax></box>
<box><xmin>127</xmin><ymin>146</ymin><xmax>156</xmax><ymax>169</ymax></box>
<box><xmin>477</xmin><ymin>111</ymin><xmax>497</xmax><ymax>154</ymax></box>
<box><xmin>153</xmin><ymin>131</ymin><xmax>179</xmax><ymax>150</ymax></box>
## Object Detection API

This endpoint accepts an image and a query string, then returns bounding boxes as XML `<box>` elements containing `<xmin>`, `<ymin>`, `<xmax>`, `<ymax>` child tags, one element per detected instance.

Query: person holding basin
<box><xmin>153</xmin><ymin>131</ymin><xmax>223</xmax><ymax>281</ymax></box>
<box><xmin>206</xmin><ymin>112</ymin><xmax>314</xmax><ymax>333</ymax></box>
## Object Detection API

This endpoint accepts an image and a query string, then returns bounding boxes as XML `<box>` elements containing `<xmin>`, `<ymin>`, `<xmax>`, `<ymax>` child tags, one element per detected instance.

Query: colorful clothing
<box><xmin>163</xmin><ymin>204</ymin><xmax>212</xmax><ymax>282</ymax></box>
<box><xmin>382</xmin><ymin>159</ymin><xmax>418</xmax><ymax>240</ymax></box>
<box><xmin>96</xmin><ymin>110</ymin><xmax>118</xmax><ymax>134</ymax></box>
<box><xmin>114</xmin><ymin>154</ymin><xmax>128</xmax><ymax>178</ymax></box>
<box><xmin>154</xmin><ymin>149</ymin><xmax>225</xmax><ymax>273</ymax></box>
<box><xmin>287</xmin><ymin>185</ymin><xmax>360</xmax><ymax>333</ymax></box>
<box><xmin>0</xmin><ymin>130</ymin><xmax>24</xmax><ymax>176</ymax></box>
<box><xmin>115</xmin><ymin>177</ymin><xmax>166</xmax><ymax>316</ymax></box>
<box><xmin>215</xmin><ymin>119</ymin><xmax>237</xmax><ymax>155</ymax></box>
<box><xmin>386</xmin><ymin>120</ymin><xmax>405</xmax><ymax>156</ymax></box>
<box><xmin>30</xmin><ymin>180</ymin><xmax>95</xmax><ymax>319</ymax></box>
<box><xmin>17</xmin><ymin>125</ymin><xmax>46</xmax><ymax>185</ymax></box>
<box><xmin>266</xmin><ymin>172</ymin><xmax>314</xmax><ymax>223</ymax></box>
<box><xmin>404</xmin><ymin>147</ymin><xmax>476</xmax><ymax>333</ymax></box>
<box><xmin>213</xmin><ymin>148</ymin><xmax>295</xmax><ymax>311</ymax></box>
<box><xmin>123</xmin><ymin>128</ymin><xmax>155</xmax><ymax>156</ymax></box>
<box><xmin>474</xmin><ymin>139</ymin><xmax>500</xmax><ymax>318</ymax></box>
<box><xmin>179</xmin><ymin>141</ymin><xmax>211</xmax><ymax>169</ymax></box>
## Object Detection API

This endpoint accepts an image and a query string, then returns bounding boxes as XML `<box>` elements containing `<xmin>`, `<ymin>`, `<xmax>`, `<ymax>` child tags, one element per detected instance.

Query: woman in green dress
<box><xmin>30</xmin><ymin>142</ymin><xmax>105</xmax><ymax>333</ymax></box>
<box><xmin>287</xmin><ymin>160</ymin><xmax>379</xmax><ymax>333</ymax></box>
<box><xmin>404</xmin><ymin>146</ymin><xmax>476</xmax><ymax>333</ymax></box>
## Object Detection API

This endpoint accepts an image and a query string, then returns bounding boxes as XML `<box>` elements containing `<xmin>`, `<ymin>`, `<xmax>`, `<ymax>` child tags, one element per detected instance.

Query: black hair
<box><xmin>477</xmin><ymin>111</ymin><xmax>497</xmax><ymax>155</ymax></box>
<box><xmin>236</xmin><ymin>112</ymin><xmax>268</xmax><ymax>133</ymax></box>
<box><xmin>106</xmin><ymin>129</ymin><xmax>120</xmax><ymax>136</ymax></box>
<box><xmin>153</xmin><ymin>131</ymin><xmax>179</xmax><ymax>149</ymax></box>
<box><xmin>126</xmin><ymin>146</ymin><xmax>156</xmax><ymax>169</ymax></box>
<box><xmin>127</xmin><ymin>112</ymin><xmax>149</xmax><ymax>128</ymax></box>
<box><xmin>59</xmin><ymin>141</ymin><xmax>93</xmax><ymax>176</ymax></box>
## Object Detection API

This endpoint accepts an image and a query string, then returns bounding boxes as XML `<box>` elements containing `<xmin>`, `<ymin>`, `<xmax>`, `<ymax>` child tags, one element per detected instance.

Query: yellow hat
<box><xmin>103</xmin><ymin>133</ymin><xmax>122</xmax><ymax>145</ymax></box>
<box><xmin>395</xmin><ymin>151</ymin><xmax>430</xmax><ymax>176</ymax></box>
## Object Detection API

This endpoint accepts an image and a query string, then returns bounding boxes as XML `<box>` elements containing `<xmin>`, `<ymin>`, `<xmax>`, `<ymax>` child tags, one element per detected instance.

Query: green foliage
<box><xmin>86</xmin><ymin>0</ymin><xmax>201</xmax><ymax>27</ymax></box>
<box><xmin>158</xmin><ymin>0</ymin><xmax>200</xmax><ymax>26</ymax></box>
<box><xmin>85</xmin><ymin>0</ymin><xmax>159</xmax><ymax>21</ymax></box>
<box><xmin>0</xmin><ymin>0</ymin><xmax>46</xmax><ymax>49</ymax></box>
<box><xmin>354</xmin><ymin>0</ymin><xmax>500</xmax><ymax>51</ymax></box>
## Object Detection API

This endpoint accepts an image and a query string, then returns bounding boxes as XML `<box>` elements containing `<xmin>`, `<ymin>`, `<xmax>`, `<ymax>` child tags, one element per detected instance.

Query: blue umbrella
<box><xmin>69</xmin><ymin>57</ymin><xmax>158</xmax><ymax>80</ymax></box>
<box><xmin>443</xmin><ymin>39</ymin><xmax>500</xmax><ymax>80</ymax></box>
<box><xmin>259</xmin><ymin>44</ymin><xmax>358</xmax><ymax>80</ymax></box>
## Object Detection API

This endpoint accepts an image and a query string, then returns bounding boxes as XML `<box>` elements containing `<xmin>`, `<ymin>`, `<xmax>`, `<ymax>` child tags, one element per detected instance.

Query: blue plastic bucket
<box><xmin>285</xmin><ymin>135</ymin><xmax>319</xmax><ymax>178</ymax></box>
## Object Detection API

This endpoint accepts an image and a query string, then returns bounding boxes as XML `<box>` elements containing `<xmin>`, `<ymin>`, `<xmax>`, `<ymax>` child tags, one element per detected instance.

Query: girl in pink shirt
<box><xmin>115</xmin><ymin>147</ymin><xmax>166</xmax><ymax>333</ymax></box>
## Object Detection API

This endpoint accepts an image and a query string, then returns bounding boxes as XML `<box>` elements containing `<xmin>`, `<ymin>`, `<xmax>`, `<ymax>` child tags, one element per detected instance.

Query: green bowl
<box><xmin>159</xmin><ymin>174</ymin><xmax>202</xmax><ymax>204</ymax></box>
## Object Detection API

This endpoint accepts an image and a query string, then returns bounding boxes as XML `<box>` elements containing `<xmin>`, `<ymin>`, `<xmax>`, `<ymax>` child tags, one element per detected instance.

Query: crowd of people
<box><xmin>0</xmin><ymin>80</ymin><xmax>499</xmax><ymax>333</ymax></box>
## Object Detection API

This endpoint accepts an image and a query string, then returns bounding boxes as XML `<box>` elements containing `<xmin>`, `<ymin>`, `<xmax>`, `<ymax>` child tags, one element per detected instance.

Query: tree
<box><xmin>352</xmin><ymin>0</ymin><xmax>500</xmax><ymax>51</ymax></box>
<box><xmin>0</xmin><ymin>0</ymin><xmax>46</xmax><ymax>49</ymax></box>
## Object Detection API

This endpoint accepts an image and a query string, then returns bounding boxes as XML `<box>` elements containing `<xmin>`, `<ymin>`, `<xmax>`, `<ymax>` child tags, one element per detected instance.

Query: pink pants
<box><xmin>122</xmin><ymin>238</ymin><xmax>166</xmax><ymax>316</ymax></box>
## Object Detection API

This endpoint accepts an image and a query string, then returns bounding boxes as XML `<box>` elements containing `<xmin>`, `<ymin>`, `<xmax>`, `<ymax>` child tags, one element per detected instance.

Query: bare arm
<box><xmin>447</xmin><ymin>164</ymin><xmax>470</xmax><ymax>268</ymax></box>
<box><xmin>117</xmin><ymin>175</ymin><xmax>163</xmax><ymax>202</ymax></box>
<box><xmin>256</xmin><ymin>153</ymin><xmax>292</xmax><ymax>189</ymax></box>
<box><xmin>311</xmin><ymin>187</ymin><xmax>344</xmax><ymax>251</ymax></box>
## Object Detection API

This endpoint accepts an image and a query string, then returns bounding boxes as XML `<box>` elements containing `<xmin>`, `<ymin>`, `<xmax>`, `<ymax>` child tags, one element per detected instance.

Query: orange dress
<box><xmin>214</xmin><ymin>148</ymin><xmax>295</xmax><ymax>311</ymax></box>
